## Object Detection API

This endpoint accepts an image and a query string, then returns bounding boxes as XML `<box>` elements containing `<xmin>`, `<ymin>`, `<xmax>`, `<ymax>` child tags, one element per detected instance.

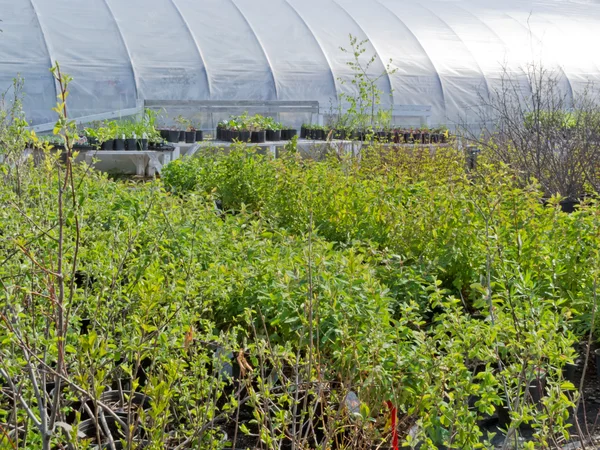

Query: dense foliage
<box><xmin>2</xmin><ymin>71</ymin><xmax>600</xmax><ymax>449</ymax></box>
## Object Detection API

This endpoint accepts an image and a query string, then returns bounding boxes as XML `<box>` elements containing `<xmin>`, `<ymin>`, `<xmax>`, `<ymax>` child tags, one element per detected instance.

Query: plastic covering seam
<box><xmin>374</xmin><ymin>0</ymin><xmax>447</xmax><ymax>117</ymax></box>
<box><xmin>504</xmin><ymin>12</ymin><xmax>575</xmax><ymax>105</ymax></box>
<box><xmin>228</xmin><ymin>0</ymin><xmax>278</xmax><ymax>99</ymax></box>
<box><xmin>27</xmin><ymin>0</ymin><xmax>59</xmax><ymax>102</ymax></box>
<box><xmin>282</xmin><ymin>0</ymin><xmax>338</xmax><ymax>102</ymax></box>
<box><xmin>168</xmin><ymin>0</ymin><xmax>211</xmax><ymax>98</ymax></box>
<box><xmin>329</xmin><ymin>0</ymin><xmax>394</xmax><ymax>105</ymax></box>
<box><xmin>420</xmin><ymin>3</ymin><xmax>491</xmax><ymax>105</ymax></box>
<box><xmin>101</xmin><ymin>0</ymin><xmax>139</xmax><ymax>101</ymax></box>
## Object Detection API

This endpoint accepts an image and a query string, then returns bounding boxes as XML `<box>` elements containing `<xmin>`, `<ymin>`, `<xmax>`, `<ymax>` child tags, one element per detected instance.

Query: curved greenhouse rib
<box><xmin>228</xmin><ymin>0</ymin><xmax>278</xmax><ymax>99</ymax></box>
<box><xmin>27</xmin><ymin>0</ymin><xmax>58</xmax><ymax>101</ymax></box>
<box><xmin>101</xmin><ymin>0</ymin><xmax>139</xmax><ymax>100</ymax></box>
<box><xmin>282</xmin><ymin>0</ymin><xmax>338</xmax><ymax>101</ymax></box>
<box><xmin>420</xmin><ymin>3</ymin><xmax>491</xmax><ymax>102</ymax></box>
<box><xmin>374</xmin><ymin>0</ymin><xmax>446</xmax><ymax>116</ymax></box>
<box><xmin>168</xmin><ymin>0</ymin><xmax>211</xmax><ymax>97</ymax></box>
<box><xmin>504</xmin><ymin>12</ymin><xmax>575</xmax><ymax>104</ymax></box>
<box><xmin>330</xmin><ymin>0</ymin><xmax>394</xmax><ymax>104</ymax></box>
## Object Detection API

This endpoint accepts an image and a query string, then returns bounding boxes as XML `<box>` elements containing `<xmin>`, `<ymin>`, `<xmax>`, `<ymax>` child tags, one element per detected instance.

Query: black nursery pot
<box><xmin>159</xmin><ymin>129</ymin><xmax>169</xmax><ymax>140</ymax></box>
<box><xmin>196</xmin><ymin>130</ymin><xmax>203</xmax><ymax>142</ymax></box>
<box><xmin>185</xmin><ymin>131</ymin><xmax>196</xmax><ymax>143</ymax></box>
<box><xmin>114</xmin><ymin>139</ymin><xmax>125</xmax><ymax>150</ymax></box>
<box><xmin>287</xmin><ymin>129</ymin><xmax>298</xmax><ymax>140</ymax></box>
<box><xmin>560</xmin><ymin>199</ymin><xmax>579</xmax><ymax>213</ymax></box>
<box><xmin>178</xmin><ymin>130</ymin><xmax>185</xmax><ymax>142</ymax></box>
<box><xmin>266</xmin><ymin>129</ymin><xmax>281</xmax><ymax>141</ymax></box>
<box><xmin>252</xmin><ymin>130</ymin><xmax>266</xmax><ymax>143</ymax></box>
<box><xmin>137</xmin><ymin>139</ymin><xmax>149</xmax><ymax>151</ymax></box>
<box><xmin>300</xmin><ymin>126</ymin><xmax>307</xmax><ymax>139</ymax></box>
<box><xmin>88</xmin><ymin>136</ymin><xmax>98</xmax><ymax>146</ymax></box>
<box><xmin>413</xmin><ymin>133</ymin><xmax>422</xmax><ymax>143</ymax></box>
<box><xmin>238</xmin><ymin>130</ymin><xmax>251</xmax><ymax>142</ymax></box>
<box><xmin>403</xmin><ymin>132</ymin><xmax>411</xmax><ymax>143</ymax></box>
<box><xmin>564</xmin><ymin>362</ymin><xmax>580</xmax><ymax>385</ymax></box>
<box><xmin>216</xmin><ymin>127</ymin><xmax>222</xmax><ymax>140</ymax></box>
<box><xmin>315</xmin><ymin>129</ymin><xmax>324</xmax><ymax>141</ymax></box>
<box><xmin>167</xmin><ymin>130</ymin><xmax>180</xmax><ymax>143</ymax></box>
<box><xmin>101</xmin><ymin>140</ymin><xmax>114</xmax><ymax>150</ymax></box>
<box><xmin>126</xmin><ymin>138</ymin><xmax>137</xmax><ymax>151</ymax></box>
<box><xmin>595</xmin><ymin>349</ymin><xmax>600</xmax><ymax>379</ymax></box>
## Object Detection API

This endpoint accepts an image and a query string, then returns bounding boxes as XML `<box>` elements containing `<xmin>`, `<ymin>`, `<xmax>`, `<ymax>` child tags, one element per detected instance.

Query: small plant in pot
<box><xmin>114</xmin><ymin>132</ymin><xmax>126</xmax><ymax>150</ymax></box>
<box><xmin>265</xmin><ymin>117</ymin><xmax>282</xmax><ymax>142</ymax></box>
<box><xmin>85</xmin><ymin>128</ymin><xmax>99</xmax><ymax>147</ymax></box>
<box><xmin>185</xmin><ymin>125</ymin><xmax>196</xmax><ymax>144</ymax></box>
<box><xmin>250</xmin><ymin>115</ymin><xmax>266</xmax><ymax>143</ymax></box>
<box><xmin>97</xmin><ymin>126</ymin><xmax>114</xmax><ymax>150</ymax></box>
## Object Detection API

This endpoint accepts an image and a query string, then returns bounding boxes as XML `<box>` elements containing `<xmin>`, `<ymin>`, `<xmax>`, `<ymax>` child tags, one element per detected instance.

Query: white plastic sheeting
<box><xmin>1</xmin><ymin>0</ymin><xmax>600</xmax><ymax>126</ymax></box>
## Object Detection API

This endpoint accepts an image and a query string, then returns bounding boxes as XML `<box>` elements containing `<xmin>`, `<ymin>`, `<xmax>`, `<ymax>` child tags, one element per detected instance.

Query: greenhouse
<box><xmin>2</xmin><ymin>0</ymin><xmax>600</xmax><ymax>127</ymax></box>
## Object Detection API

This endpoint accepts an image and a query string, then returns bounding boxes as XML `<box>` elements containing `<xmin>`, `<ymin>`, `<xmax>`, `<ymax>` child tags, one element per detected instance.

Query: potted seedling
<box><xmin>250</xmin><ymin>115</ymin><xmax>266</xmax><ymax>143</ymax></box>
<box><xmin>185</xmin><ymin>125</ymin><xmax>196</xmax><ymax>144</ymax></box>
<box><xmin>97</xmin><ymin>126</ymin><xmax>114</xmax><ymax>150</ymax></box>
<box><xmin>85</xmin><ymin>128</ymin><xmax>99</xmax><ymax>147</ymax></box>
<box><xmin>238</xmin><ymin>116</ymin><xmax>251</xmax><ymax>142</ymax></box>
<box><xmin>281</xmin><ymin>126</ymin><xmax>297</xmax><ymax>140</ymax></box>
<box><xmin>265</xmin><ymin>118</ymin><xmax>282</xmax><ymax>141</ymax></box>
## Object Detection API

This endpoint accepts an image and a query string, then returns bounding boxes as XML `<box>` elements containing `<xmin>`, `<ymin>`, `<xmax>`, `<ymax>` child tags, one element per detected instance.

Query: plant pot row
<box><xmin>216</xmin><ymin>128</ymin><xmax>297</xmax><ymax>143</ymax></box>
<box><xmin>300</xmin><ymin>127</ymin><xmax>448</xmax><ymax>144</ymax></box>
<box><xmin>159</xmin><ymin>129</ymin><xmax>204</xmax><ymax>143</ymax></box>
<box><xmin>95</xmin><ymin>138</ymin><xmax>149</xmax><ymax>151</ymax></box>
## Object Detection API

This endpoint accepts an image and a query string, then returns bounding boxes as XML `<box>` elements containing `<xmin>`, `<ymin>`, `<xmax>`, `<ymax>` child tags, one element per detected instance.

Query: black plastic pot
<box><xmin>266</xmin><ymin>130</ymin><xmax>281</xmax><ymax>141</ymax></box>
<box><xmin>101</xmin><ymin>140</ymin><xmax>114</xmax><ymax>151</ymax></box>
<box><xmin>564</xmin><ymin>362</ymin><xmax>580</xmax><ymax>385</ymax></box>
<box><xmin>137</xmin><ymin>139</ymin><xmax>149</xmax><ymax>151</ymax></box>
<box><xmin>422</xmin><ymin>133</ymin><xmax>430</xmax><ymax>144</ymax></box>
<box><xmin>315</xmin><ymin>129</ymin><xmax>324</xmax><ymax>140</ymax></box>
<box><xmin>594</xmin><ymin>349</ymin><xmax>600</xmax><ymax>379</ymax></box>
<box><xmin>185</xmin><ymin>131</ymin><xmax>196</xmax><ymax>143</ymax></box>
<box><xmin>114</xmin><ymin>139</ymin><xmax>125</xmax><ymax>150</ymax></box>
<box><xmin>159</xmin><ymin>129</ymin><xmax>169</xmax><ymax>140</ymax></box>
<box><xmin>167</xmin><ymin>130</ymin><xmax>179</xmax><ymax>143</ymax></box>
<box><xmin>126</xmin><ymin>139</ymin><xmax>137</xmax><ymax>151</ymax></box>
<box><xmin>560</xmin><ymin>199</ymin><xmax>579</xmax><ymax>213</ymax></box>
<box><xmin>496</xmin><ymin>404</ymin><xmax>511</xmax><ymax>429</ymax></box>
<box><xmin>100</xmin><ymin>390</ymin><xmax>152</xmax><ymax>411</ymax></box>
<box><xmin>78</xmin><ymin>413</ymin><xmax>129</xmax><ymax>440</ymax></box>
<box><xmin>251</xmin><ymin>130</ymin><xmax>266</xmax><ymax>144</ymax></box>
<box><xmin>178</xmin><ymin>130</ymin><xmax>185</xmax><ymax>142</ymax></box>
<box><xmin>216</xmin><ymin>127</ymin><xmax>222</xmax><ymax>140</ymax></box>
<box><xmin>88</xmin><ymin>136</ymin><xmax>98</xmax><ymax>147</ymax></box>
<box><xmin>287</xmin><ymin>129</ymin><xmax>298</xmax><ymax>140</ymax></box>
<box><xmin>230</xmin><ymin>130</ymin><xmax>240</xmax><ymax>142</ymax></box>
<box><xmin>300</xmin><ymin>126</ymin><xmax>307</xmax><ymax>139</ymax></box>
<box><xmin>404</xmin><ymin>132</ymin><xmax>411</xmax><ymax>143</ymax></box>
<box><xmin>196</xmin><ymin>130</ymin><xmax>203</xmax><ymax>142</ymax></box>
<box><xmin>238</xmin><ymin>130</ymin><xmax>251</xmax><ymax>142</ymax></box>
<box><xmin>413</xmin><ymin>133</ymin><xmax>422</xmax><ymax>143</ymax></box>
<box><xmin>528</xmin><ymin>373</ymin><xmax>546</xmax><ymax>405</ymax></box>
